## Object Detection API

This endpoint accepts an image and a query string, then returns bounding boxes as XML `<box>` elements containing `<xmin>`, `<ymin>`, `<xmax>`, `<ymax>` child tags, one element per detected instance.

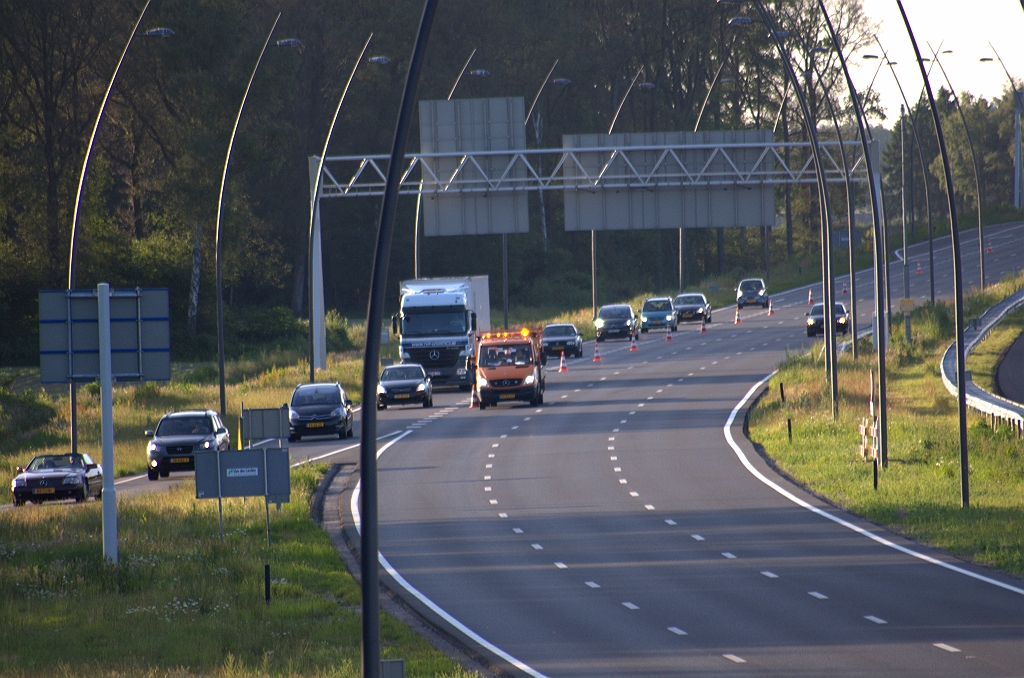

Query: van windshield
<box><xmin>481</xmin><ymin>343</ymin><xmax>534</xmax><ymax>367</ymax></box>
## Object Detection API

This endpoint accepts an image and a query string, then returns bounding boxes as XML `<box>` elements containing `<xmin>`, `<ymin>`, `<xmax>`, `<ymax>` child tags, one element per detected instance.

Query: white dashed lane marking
<box><xmin>934</xmin><ymin>643</ymin><xmax>961</xmax><ymax>653</ymax></box>
<box><xmin>722</xmin><ymin>552</ymin><xmax>737</xmax><ymax>559</ymax></box>
<box><xmin>808</xmin><ymin>591</ymin><xmax>828</xmax><ymax>600</ymax></box>
<box><xmin>665</xmin><ymin>519</ymin><xmax>677</xmax><ymax>525</ymax></box>
<box><xmin>622</xmin><ymin>602</ymin><xmax>640</xmax><ymax>610</ymax></box>
<box><xmin>761</xmin><ymin>571</ymin><xmax>779</xmax><ymax>579</ymax></box>
<box><xmin>585</xmin><ymin>581</ymin><xmax>601</xmax><ymax>589</ymax></box>
<box><xmin>531</xmin><ymin>543</ymin><xmax>543</xmax><ymax>550</ymax></box>
<box><xmin>513</xmin><ymin>528</ymin><xmax>524</xmax><ymax>534</ymax></box>
<box><xmin>554</xmin><ymin>562</ymin><xmax>568</xmax><ymax>569</ymax></box>
<box><xmin>691</xmin><ymin>534</ymin><xmax>704</xmax><ymax>541</ymax></box>
<box><xmin>864</xmin><ymin>616</ymin><xmax>887</xmax><ymax>625</ymax></box>
<box><xmin>668</xmin><ymin>626</ymin><xmax>688</xmax><ymax>636</ymax></box>
<box><xmin>724</xmin><ymin>654</ymin><xmax>747</xmax><ymax>664</ymax></box>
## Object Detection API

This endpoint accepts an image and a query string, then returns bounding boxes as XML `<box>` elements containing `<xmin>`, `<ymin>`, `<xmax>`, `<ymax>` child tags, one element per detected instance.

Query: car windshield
<box><xmin>291</xmin><ymin>387</ymin><xmax>342</xmax><ymax>407</ymax></box>
<box><xmin>676</xmin><ymin>295</ymin><xmax>705</xmax><ymax>305</ymax></box>
<box><xmin>834</xmin><ymin>303</ymin><xmax>847</xmax><ymax>314</ymax></box>
<box><xmin>544</xmin><ymin>325</ymin><xmax>576</xmax><ymax>337</ymax></box>
<box><xmin>400</xmin><ymin>311</ymin><xmax>467</xmax><ymax>337</ymax></box>
<box><xmin>598</xmin><ymin>306</ymin><xmax>631</xmax><ymax>319</ymax></box>
<box><xmin>381</xmin><ymin>366</ymin><xmax>423</xmax><ymax>381</ymax></box>
<box><xmin>156</xmin><ymin>415</ymin><xmax>213</xmax><ymax>436</ymax></box>
<box><xmin>810</xmin><ymin>304</ymin><xmax>824</xmax><ymax>315</ymax></box>
<box><xmin>740</xmin><ymin>280</ymin><xmax>763</xmax><ymax>292</ymax></box>
<box><xmin>480</xmin><ymin>343</ymin><xmax>534</xmax><ymax>367</ymax></box>
<box><xmin>27</xmin><ymin>454</ymin><xmax>86</xmax><ymax>471</ymax></box>
<box><xmin>643</xmin><ymin>300</ymin><xmax>672</xmax><ymax>312</ymax></box>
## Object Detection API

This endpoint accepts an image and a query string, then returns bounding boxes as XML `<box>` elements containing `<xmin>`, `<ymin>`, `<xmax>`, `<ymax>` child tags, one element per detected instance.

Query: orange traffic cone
<box><xmin>767</xmin><ymin>298</ymin><xmax>775</xmax><ymax>316</ymax></box>
<box><xmin>842</xmin><ymin>279</ymin><xmax>848</xmax><ymax>295</ymax></box>
<box><xmin>469</xmin><ymin>384</ymin><xmax>479</xmax><ymax>408</ymax></box>
<box><xmin>807</xmin><ymin>288</ymin><xmax>814</xmax><ymax>305</ymax></box>
<box><xmin>629</xmin><ymin>335</ymin><xmax>638</xmax><ymax>351</ymax></box>
<box><xmin>593</xmin><ymin>342</ymin><xmax>602</xmax><ymax>362</ymax></box>
<box><xmin>987</xmin><ymin>239</ymin><xmax>993</xmax><ymax>253</ymax></box>
<box><xmin>734</xmin><ymin>305</ymin><xmax>742</xmax><ymax>324</ymax></box>
<box><xmin>558</xmin><ymin>350</ymin><xmax>568</xmax><ymax>373</ymax></box>
<box><xmin>916</xmin><ymin>261</ymin><xmax>922</xmax><ymax>275</ymax></box>
<box><xmin>665</xmin><ymin>325</ymin><xmax>673</xmax><ymax>341</ymax></box>
<box><xmin>700</xmin><ymin>316</ymin><xmax>707</xmax><ymax>333</ymax></box>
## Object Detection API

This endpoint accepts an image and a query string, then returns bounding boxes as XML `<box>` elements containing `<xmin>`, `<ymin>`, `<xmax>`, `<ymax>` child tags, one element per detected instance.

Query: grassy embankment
<box><xmin>748</xmin><ymin>273</ymin><xmax>1024</xmax><ymax>577</ymax></box>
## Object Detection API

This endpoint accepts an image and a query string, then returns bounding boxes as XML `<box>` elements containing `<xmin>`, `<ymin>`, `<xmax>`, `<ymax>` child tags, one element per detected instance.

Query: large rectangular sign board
<box><xmin>195</xmin><ymin>448</ymin><xmax>291</xmax><ymax>505</ymax></box>
<box><xmin>563</xmin><ymin>130</ymin><xmax>776</xmax><ymax>231</ymax></box>
<box><xmin>419</xmin><ymin>97</ymin><xmax>529</xmax><ymax>236</ymax></box>
<box><xmin>39</xmin><ymin>288</ymin><xmax>170</xmax><ymax>384</ymax></box>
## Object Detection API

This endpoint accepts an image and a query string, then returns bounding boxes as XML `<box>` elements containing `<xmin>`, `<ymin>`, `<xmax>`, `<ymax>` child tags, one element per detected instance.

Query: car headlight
<box><xmin>150</xmin><ymin>459</ymin><xmax>159</xmax><ymax>468</ymax></box>
<box><xmin>202</xmin><ymin>440</ymin><xmax>213</xmax><ymax>449</ymax></box>
<box><xmin>807</xmin><ymin>318</ymin><xmax>815</xmax><ymax>326</ymax></box>
<box><xmin>12</xmin><ymin>477</ymin><xmax>26</xmax><ymax>489</ymax></box>
<box><xmin>477</xmin><ymin>375</ymin><xmax>488</xmax><ymax>388</ymax></box>
<box><xmin>758</xmin><ymin>289</ymin><xmax>765</xmax><ymax>296</ymax></box>
<box><xmin>289</xmin><ymin>411</ymin><xmax>299</xmax><ymax>423</ymax></box>
<box><xmin>147</xmin><ymin>442</ymin><xmax>160</xmax><ymax>454</ymax></box>
<box><xmin>838</xmin><ymin>317</ymin><xmax>847</xmax><ymax>324</ymax></box>
<box><xmin>665</xmin><ymin>314</ymin><xmax>673</xmax><ymax>321</ymax></box>
<box><xmin>594</xmin><ymin>318</ymin><xmax>605</xmax><ymax>328</ymax></box>
<box><xmin>62</xmin><ymin>475</ymin><xmax>83</xmax><ymax>486</ymax></box>
<box><xmin>332</xmin><ymin>408</ymin><xmax>345</xmax><ymax>419</ymax></box>
<box><xmin>416</xmin><ymin>383</ymin><xmax>426</xmax><ymax>392</ymax></box>
<box><xmin>641</xmin><ymin>315</ymin><xmax>648</xmax><ymax>322</ymax></box>
<box><xmin>377</xmin><ymin>384</ymin><xmax>386</xmax><ymax>395</ymax></box>
<box><xmin>524</xmin><ymin>374</ymin><xmax>536</xmax><ymax>385</ymax></box>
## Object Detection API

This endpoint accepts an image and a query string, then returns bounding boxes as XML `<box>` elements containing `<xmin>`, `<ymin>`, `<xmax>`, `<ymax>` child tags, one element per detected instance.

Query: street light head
<box><xmin>728</xmin><ymin>16</ymin><xmax>755</xmax><ymax>25</ymax></box>
<box><xmin>979</xmin><ymin>57</ymin><xmax>994</xmax><ymax>62</ymax></box>
<box><xmin>772</xmin><ymin>30</ymin><xmax>790</xmax><ymax>39</ymax></box>
<box><xmin>862</xmin><ymin>54</ymin><xmax>879</xmax><ymax>59</ymax></box>
<box><xmin>276</xmin><ymin>38</ymin><xmax>303</xmax><ymax>48</ymax></box>
<box><xmin>942</xmin><ymin>50</ymin><xmax>952</xmax><ymax>54</ymax></box>
<box><xmin>811</xmin><ymin>46</ymin><xmax>829</xmax><ymax>54</ymax></box>
<box><xmin>470</xmin><ymin>69</ymin><xmax>490</xmax><ymax>77</ymax></box>
<box><xmin>721</xmin><ymin>77</ymin><xmax>736</xmax><ymax>84</ymax></box>
<box><xmin>143</xmin><ymin>27</ymin><xmax>174</xmax><ymax>38</ymax></box>
<box><xmin>638</xmin><ymin>82</ymin><xmax>655</xmax><ymax>90</ymax></box>
<box><xmin>368</xmin><ymin>56</ymin><xmax>391</xmax><ymax>64</ymax></box>
<box><xmin>552</xmin><ymin>78</ymin><xmax>571</xmax><ymax>86</ymax></box>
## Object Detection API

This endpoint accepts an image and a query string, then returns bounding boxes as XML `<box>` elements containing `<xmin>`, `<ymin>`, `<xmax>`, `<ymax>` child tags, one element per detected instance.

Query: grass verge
<box><xmin>748</xmin><ymin>274</ymin><xmax>1024</xmax><ymax>578</ymax></box>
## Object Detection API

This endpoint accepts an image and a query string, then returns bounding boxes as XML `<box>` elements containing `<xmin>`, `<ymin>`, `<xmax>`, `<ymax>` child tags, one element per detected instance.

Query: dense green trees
<box><xmin>0</xmin><ymin>0</ymin><xmax>1016</xmax><ymax>366</ymax></box>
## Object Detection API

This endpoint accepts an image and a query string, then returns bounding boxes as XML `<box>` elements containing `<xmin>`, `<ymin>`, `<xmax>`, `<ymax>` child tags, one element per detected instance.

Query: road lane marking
<box><xmin>500</xmin><ymin>434</ymin><xmax>507</xmax><ymax>438</ymax></box>
<box><xmin>761</xmin><ymin>571</ymin><xmax>779</xmax><ymax>579</ymax></box>
<box><xmin>555</xmin><ymin>562</ymin><xmax>567</xmax><ymax>569</ymax></box>
<box><xmin>489</xmin><ymin>499</ymin><xmax>498</xmax><ymax>505</ymax></box>
<box><xmin>488</xmin><ymin>453</ymin><xmax>495</xmax><ymax>458</ymax></box>
<box><xmin>610</xmin><ymin>456</ymin><xmax>617</xmax><ymax>461</ymax></box>
<box><xmin>498</xmin><ymin>512</ymin><xmax>508</xmax><ymax>518</ymax></box>
<box><xmin>630</xmin><ymin>491</ymin><xmax>639</xmax><ymax>497</ymax></box>
<box><xmin>608</xmin><ymin>446</ymin><xmax>615</xmax><ymax>450</ymax></box>
<box><xmin>691</xmin><ymin>534</ymin><xmax>704</xmax><ymax>541</ymax></box>
<box><xmin>531</xmin><ymin>543</ymin><xmax>543</xmax><ymax>550</ymax></box>
<box><xmin>513</xmin><ymin>528</ymin><xmax>524</xmax><ymax>534</ymax></box>
<box><xmin>934</xmin><ymin>643</ymin><xmax>961</xmax><ymax>653</ymax></box>
<box><xmin>722</xmin><ymin>552</ymin><xmax>737</xmax><ymax>559</ymax></box>
<box><xmin>585</xmin><ymin>581</ymin><xmax>601</xmax><ymax>588</ymax></box>
<box><xmin>724</xmin><ymin>655</ymin><xmax>746</xmax><ymax>664</ymax></box>
<box><xmin>484</xmin><ymin>475</ymin><xmax>491</xmax><ymax>480</ymax></box>
<box><xmin>486</xmin><ymin>464</ymin><xmax>492</xmax><ymax>468</ymax></box>
<box><xmin>865</xmin><ymin>616</ymin><xmax>887</xmax><ymax>624</ymax></box>
<box><xmin>644</xmin><ymin>504</ymin><xmax>655</xmax><ymax>510</ymax></box>
<box><xmin>668</xmin><ymin>627</ymin><xmax>687</xmax><ymax>635</ymax></box>
<box><xmin>724</xmin><ymin>374</ymin><xmax>1024</xmax><ymax>597</ymax></box>
<box><xmin>665</xmin><ymin>519</ymin><xmax>677</xmax><ymax>525</ymax></box>
<box><xmin>492</xmin><ymin>443</ymin><xmax>499</xmax><ymax>447</ymax></box>
<box><xmin>619</xmin><ymin>479</ymin><xmax>628</xmax><ymax>484</ymax></box>
<box><xmin>608</xmin><ymin>436</ymin><xmax>615</xmax><ymax>440</ymax></box>
<box><xmin>808</xmin><ymin>591</ymin><xmax>828</xmax><ymax>599</ymax></box>
<box><xmin>614</xmin><ymin>467</ymin><xmax>621</xmax><ymax>472</ymax></box>
<box><xmin>622</xmin><ymin>602</ymin><xmax>639</xmax><ymax>610</ymax></box>
<box><xmin>484</xmin><ymin>487</ymin><xmax>492</xmax><ymax>492</ymax></box>
<box><xmin>291</xmin><ymin>429</ymin><xmax>403</xmax><ymax>467</ymax></box>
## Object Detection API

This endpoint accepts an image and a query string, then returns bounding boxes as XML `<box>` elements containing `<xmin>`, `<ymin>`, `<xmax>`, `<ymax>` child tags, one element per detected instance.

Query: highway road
<box><xmin>341</xmin><ymin>222</ymin><xmax>1024</xmax><ymax>677</ymax></box>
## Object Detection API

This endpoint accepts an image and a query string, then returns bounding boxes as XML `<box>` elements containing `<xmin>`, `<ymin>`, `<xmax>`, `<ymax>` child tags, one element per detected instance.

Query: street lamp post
<box><xmin>981</xmin><ymin>46</ymin><xmax>1024</xmax><ymax>210</ymax></box>
<box><xmin>526</xmin><ymin>61</ymin><xmax>569</xmax><ymax>255</ymax></box>
<box><xmin>215</xmin><ymin>14</ymin><xmax>289</xmax><ymax>419</ymax></box>
<box><xmin>308</xmin><ymin>34</ymin><xmax>375</xmax><ymax>384</ymax></box>
<box><xmin>66</xmin><ymin>0</ymin><xmax>172</xmax><ymax>454</ymax></box>
<box><xmin>895</xmin><ymin>0</ymin><xmax>970</xmax><ymax>507</ymax></box>
<box><xmin>929</xmin><ymin>46</ymin><xmax>986</xmax><ymax>289</ymax></box>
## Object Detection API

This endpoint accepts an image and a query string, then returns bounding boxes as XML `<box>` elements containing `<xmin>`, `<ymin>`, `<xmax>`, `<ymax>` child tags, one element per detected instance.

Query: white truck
<box><xmin>392</xmin><ymin>276</ymin><xmax>490</xmax><ymax>390</ymax></box>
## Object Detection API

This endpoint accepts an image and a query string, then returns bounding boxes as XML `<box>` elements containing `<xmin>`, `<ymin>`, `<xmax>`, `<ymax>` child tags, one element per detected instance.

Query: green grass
<box><xmin>0</xmin><ymin>465</ymin><xmax>477</xmax><ymax>677</ymax></box>
<box><xmin>966</xmin><ymin>307</ymin><xmax>1024</xmax><ymax>394</ymax></box>
<box><xmin>749</xmin><ymin>273</ymin><xmax>1024</xmax><ymax>577</ymax></box>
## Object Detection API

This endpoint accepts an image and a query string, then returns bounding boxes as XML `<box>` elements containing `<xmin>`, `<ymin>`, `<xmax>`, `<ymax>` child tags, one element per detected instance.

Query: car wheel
<box><xmin>13</xmin><ymin>497</ymin><xmax>24</xmax><ymax>507</ymax></box>
<box><xmin>479</xmin><ymin>402</ymin><xmax>487</xmax><ymax>411</ymax></box>
<box><xmin>96</xmin><ymin>486</ymin><xmax>102</xmax><ymax>500</ymax></box>
<box><xmin>423</xmin><ymin>397</ymin><xmax>431</xmax><ymax>408</ymax></box>
<box><xmin>148</xmin><ymin>468</ymin><xmax>159</xmax><ymax>481</ymax></box>
<box><xmin>76</xmin><ymin>486</ymin><xmax>87</xmax><ymax>503</ymax></box>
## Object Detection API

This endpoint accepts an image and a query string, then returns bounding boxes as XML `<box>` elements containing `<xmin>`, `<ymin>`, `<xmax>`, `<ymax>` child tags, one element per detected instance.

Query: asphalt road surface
<box><xmin>345</xmin><ymin>222</ymin><xmax>1024</xmax><ymax>677</ymax></box>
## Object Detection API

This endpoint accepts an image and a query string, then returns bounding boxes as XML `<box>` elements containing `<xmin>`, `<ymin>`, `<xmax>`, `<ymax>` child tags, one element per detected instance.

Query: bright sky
<box><xmin>851</xmin><ymin>0</ymin><xmax>1024</xmax><ymax>127</ymax></box>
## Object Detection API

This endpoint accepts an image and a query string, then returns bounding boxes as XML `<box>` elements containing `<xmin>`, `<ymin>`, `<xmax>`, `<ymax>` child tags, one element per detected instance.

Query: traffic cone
<box><xmin>558</xmin><ymin>350</ymin><xmax>568</xmax><ymax>373</ymax></box>
<box><xmin>593</xmin><ymin>342</ymin><xmax>603</xmax><ymax>362</ymax></box>
<box><xmin>700</xmin><ymin>316</ymin><xmax>707</xmax><ymax>333</ymax></box>
<box><xmin>734</xmin><ymin>305</ymin><xmax>742</xmax><ymax>324</ymax></box>
<box><xmin>767</xmin><ymin>298</ymin><xmax>775</xmax><ymax>316</ymax></box>
<box><xmin>469</xmin><ymin>384</ymin><xmax>479</xmax><ymax>409</ymax></box>
<box><xmin>842</xmin><ymin>279</ymin><xmax>848</xmax><ymax>295</ymax></box>
<box><xmin>665</xmin><ymin>325</ymin><xmax>673</xmax><ymax>342</ymax></box>
<box><xmin>987</xmin><ymin>239</ymin><xmax>993</xmax><ymax>253</ymax></box>
<box><xmin>629</xmin><ymin>335</ymin><xmax>638</xmax><ymax>351</ymax></box>
<box><xmin>916</xmin><ymin>261</ymin><xmax>922</xmax><ymax>275</ymax></box>
<box><xmin>807</xmin><ymin>288</ymin><xmax>814</xmax><ymax>305</ymax></box>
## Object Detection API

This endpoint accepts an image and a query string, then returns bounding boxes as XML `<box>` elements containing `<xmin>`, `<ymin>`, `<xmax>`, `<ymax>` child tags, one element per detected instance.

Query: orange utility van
<box><xmin>475</xmin><ymin>328</ymin><xmax>546</xmax><ymax>409</ymax></box>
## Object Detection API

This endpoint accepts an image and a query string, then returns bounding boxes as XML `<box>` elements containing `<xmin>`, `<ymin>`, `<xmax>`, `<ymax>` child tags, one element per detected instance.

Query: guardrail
<box><xmin>940</xmin><ymin>287</ymin><xmax>1024</xmax><ymax>437</ymax></box>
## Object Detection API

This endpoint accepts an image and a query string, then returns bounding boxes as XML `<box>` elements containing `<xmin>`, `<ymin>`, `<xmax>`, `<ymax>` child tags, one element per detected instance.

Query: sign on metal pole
<box><xmin>562</xmin><ymin>130</ymin><xmax>777</xmax><ymax>231</ymax></box>
<box><xmin>195</xmin><ymin>448</ymin><xmax>291</xmax><ymax>545</ymax></box>
<box><xmin>418</xmin><ymin>97</ymin><xmax>529</xmax><ymax>236</ymax></box>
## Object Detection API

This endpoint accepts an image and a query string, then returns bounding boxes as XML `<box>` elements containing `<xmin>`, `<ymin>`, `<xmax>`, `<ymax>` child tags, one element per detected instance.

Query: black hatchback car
<box><xmin>377</xmin><ymin>364</ymin><xmax>433</xmax><ymax>409</ymax></box>
<box><xmin>806</xmin><ymin>302</ymin><xmax>851</xmax><ymax>337</ymax></box>
<box><xmin>673</xmin><ymin>293</ymin><xmax>712</xmax><ymax>324</ymax></box>
<box><xmin>11</xmin><ymin>452</ymin><xmax>103</xmax><ymax>505</ymax></box>
<box><xmin>146</xmin><ymin>410</ymin><xmax>231</xmax><ymax>480</ymax></box>
<box><xmin>541</xmin><ymin>323</ymin><xmax>584</xmax><ymax>358</ymax></box>
<box><xmin>289</xmin><ymin>382</ymin><xmax>354</xmax><ymax>441</ymax></box>
<box><xmin>595</xmin><ymin>305</ymin><xmax>638</xmax><ymax>342</ymax></box>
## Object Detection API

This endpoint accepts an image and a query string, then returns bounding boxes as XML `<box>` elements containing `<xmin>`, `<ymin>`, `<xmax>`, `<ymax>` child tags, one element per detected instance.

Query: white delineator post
<box><xmin>98</xmin><ymin>283</ymin><xmax>118</xmax><ymax>564</ymax></box>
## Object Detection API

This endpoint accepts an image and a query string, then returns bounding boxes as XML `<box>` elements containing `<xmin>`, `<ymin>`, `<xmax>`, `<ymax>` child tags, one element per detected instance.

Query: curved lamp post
<box><xmin>214</xmin><ymin>14</ymin><xmax>289</xmax><ymax>418</ymax></box>
<box><xmin>980</xmin><ymin>47</ymin><xmax>1024</xmax><ymax>210</ymax></box>
<box><xmin>929</xmin><ymin>46</ymin><xmax>985</xmax><ymax>289</ymax></box>
<box><xmin>66</xmin><ymin>0</ymin><xmax>173</xmax><ymax>454</ymax></box>
<box><xmin>895</xmin><ymin>0</ymin><xmax>969</xmax><ymax>508</ymax></box>
<box><xmin>526</xmin><ymin>62</ymin><xmax>569</xmax><ymax>255</ymax></box>
<box><xmin>359</xmin><ymin>3</ymin><xmax>437</xmax><ymax>675</ymax></box>
<box><xmin>307</xmin><ymin>34</ymin><xmax>375</xmax><ymax>384</ymax></box>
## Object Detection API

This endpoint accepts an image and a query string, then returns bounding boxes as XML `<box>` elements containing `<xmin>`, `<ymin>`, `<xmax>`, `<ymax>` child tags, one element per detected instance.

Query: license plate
<box><xmin>652</xmin><ymin>321</ymin><xmax>663</xmax><ymax>326</ymax></box>
<box><xmin>551</xmin><ymin>345</ymin><xmax>563</xmax><ymax>350</ymax></box>
<box><xmin>396</xmin><ymin>393</ymin><xmax>410</xmax><ymax>399</ymax></box>
<box><xmin>428</xmin><ymin>371</ymin><xmax>442</xmax><ymax>376</ymax></box>
<box><xmin>33</xmin><ymin>487</ymin><xmax>55</xmax><ymax>495</ymax></box>
<box><xmin>500</xmin><ymin>393</ymin><xmax>516</xmax><ymax>400</ymax></box>
<box><xmin>307</xmin><ymin>422</ymin><xmax>324</xmax><ymax>428</ymax></box>
<box><xmin>171</xmin><ymin>457</ymin><xmax>191</xmax><ymax>464</ymax></box>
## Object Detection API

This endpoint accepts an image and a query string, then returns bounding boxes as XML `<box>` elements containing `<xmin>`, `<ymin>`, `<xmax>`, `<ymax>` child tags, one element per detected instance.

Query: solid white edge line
<box><xmin>350</xmin><ymin>431</ymin><xmax>549</xmax><ymax>678</ymax></box>
<box><xmin>292</xmin><ymin>429</ymin><xmax>402</xmax><ymax>468</ymax></box>
<box><xmin>724</xmin><ymin>372</ymin><xmax>1024</xmax><ymax>596</ymax></box>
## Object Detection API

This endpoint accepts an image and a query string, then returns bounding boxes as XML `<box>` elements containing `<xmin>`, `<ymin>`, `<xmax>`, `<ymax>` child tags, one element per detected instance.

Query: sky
<box><xmin>849</xmin><ymin>0</ymin><xmax>1024</xmax><ymax>127</ymax></box>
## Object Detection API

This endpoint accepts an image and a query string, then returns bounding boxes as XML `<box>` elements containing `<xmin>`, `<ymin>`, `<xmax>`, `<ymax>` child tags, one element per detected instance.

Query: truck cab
<box><xmin>475</xmin><ymin>329</ymin><xmax>546</xmax><ymax>410</ymax></box>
